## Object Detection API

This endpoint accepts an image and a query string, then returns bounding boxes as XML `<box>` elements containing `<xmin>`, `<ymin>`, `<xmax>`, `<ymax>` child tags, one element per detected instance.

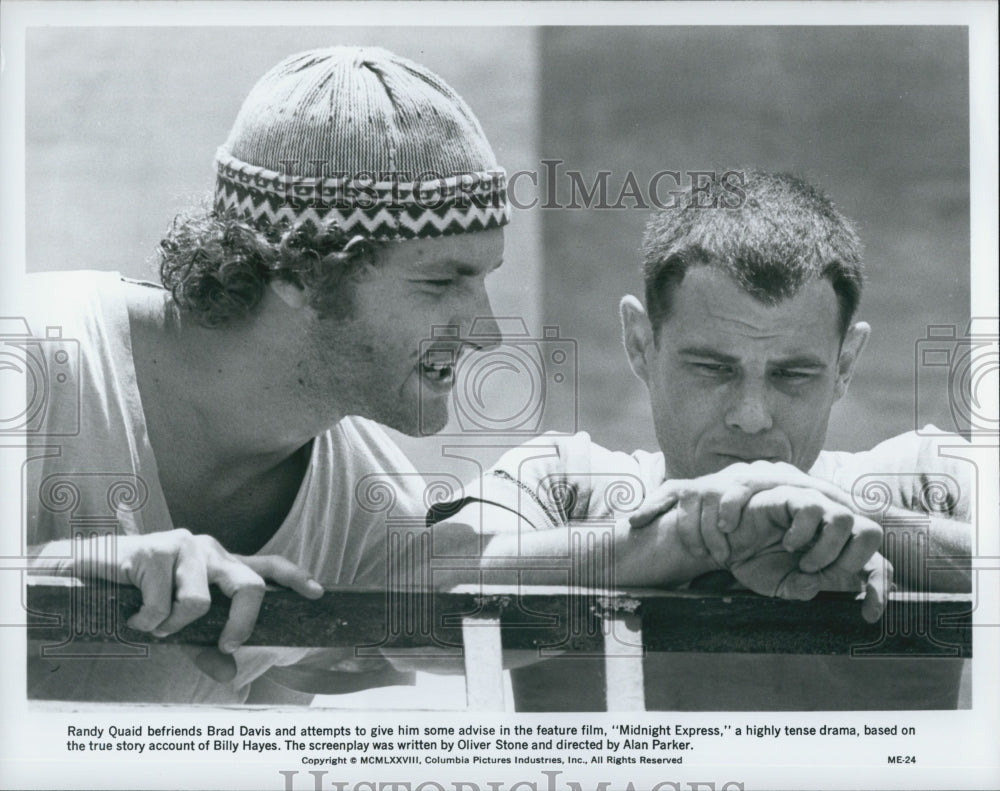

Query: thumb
<box><xmin>774</xmin><ymin>570</ymin><xmax>822</xmax><ymax>601</ymax></box>
<box><xmin>860</xmin><ymin>554</ymin><xmax>893</xmax><ymax>623</ymax></box>
<box><xmin>237</xmin><ymin>554</ymin><xmax>324</xmax><ymax>599</ymax></box>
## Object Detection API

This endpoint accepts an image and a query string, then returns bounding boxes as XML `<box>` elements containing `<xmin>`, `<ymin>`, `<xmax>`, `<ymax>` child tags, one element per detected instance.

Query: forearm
<box><xmin>421</xmin><ymin>497</ymin><xmax>722</xmax><ymax>590</ymax></box>
<box><xmin>476</xmin><ymin>517</ymin><xmax>721</xmax><ymax>589</ymax></box>
<box><xmin>389</xmin><ymin>517</ymin><xmax>721</xmax><ymax>676</ymax></box>
<box><xmin>27</xmin><ymin>539</ymin><xmax>84</xmax><ymax>575</ymax></box>
<box><xmin>877</xmin><ymin>506</ymin><xmax>971</xmax><ymax>593</ymax></box>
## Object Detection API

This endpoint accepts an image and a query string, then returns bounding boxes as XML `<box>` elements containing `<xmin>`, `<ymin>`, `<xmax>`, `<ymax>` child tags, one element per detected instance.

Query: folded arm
<box><xmin>426</xmin><ymin>482</ymin><xmax>888</xmax><ymax>621</ymax></box>
<box><xmin>628</xmin><ymin>451</ymin><xmax>972</xmax><ymax>594</ymax></box>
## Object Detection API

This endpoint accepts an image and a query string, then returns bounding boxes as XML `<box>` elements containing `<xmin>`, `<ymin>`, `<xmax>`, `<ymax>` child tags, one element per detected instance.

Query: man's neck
<box><xmin>125</xmin><ymin>285</ymin><xmax>343</xmax><ymax>548</ymax></box>
<box><xmin>128</xmin><ymin>285</ymin><xmax>343</xmax><ymax>474</ymax></box>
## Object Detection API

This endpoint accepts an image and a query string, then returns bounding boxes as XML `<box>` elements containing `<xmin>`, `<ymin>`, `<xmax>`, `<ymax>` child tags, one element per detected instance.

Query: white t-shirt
<box><xmin>431</xmin><ymin>431</ymin><xmax>973</xmax><ymax>711</ymax></box>
<box><xmin>440</xmin><ymin>430</ymin><xmax>971</xmax><ymax>534</ymax></box>
<box><xmin>25</xmin><ymin>271</ymin><xmax>428</xmax><ymax>702</ymax></box>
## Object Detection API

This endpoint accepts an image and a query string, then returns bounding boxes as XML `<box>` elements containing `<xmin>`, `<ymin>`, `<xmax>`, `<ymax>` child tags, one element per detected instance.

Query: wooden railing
<box><xmin>25</xmin><ymin>577</ymin><xmax>973</xmax><ymax>711</ymax></box>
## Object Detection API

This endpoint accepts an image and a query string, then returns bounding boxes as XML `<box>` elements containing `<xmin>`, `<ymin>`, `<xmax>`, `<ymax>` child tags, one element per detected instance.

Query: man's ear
<box><xmin>268</xmin><ymin>278</ymin><xmax>311</xmax><ymax>310</ymax></box>
<box><xmin>620</xmin><ymin>295</ymin><xmax>654</xmax><ymax>385</ymax></box>
<box><xmin>834</xmin><ymin>320</ymin><xmax>871</xmax><ymax>399</ymax></box>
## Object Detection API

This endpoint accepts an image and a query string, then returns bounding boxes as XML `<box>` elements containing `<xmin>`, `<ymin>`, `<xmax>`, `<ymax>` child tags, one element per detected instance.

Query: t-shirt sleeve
<box><xmin>811</xmin><ymin>427</ymin><xmax>974</xmax><ymax>520</ymax></box>
<box><xmin>25</xmin><ymin>272</ymin><xmax>175</xmax><ymax>546</ymax></box>
<box><xmin>427</xmin><ymin>432</ymin><xmax>649</xmax><ymax>533</ymax></box>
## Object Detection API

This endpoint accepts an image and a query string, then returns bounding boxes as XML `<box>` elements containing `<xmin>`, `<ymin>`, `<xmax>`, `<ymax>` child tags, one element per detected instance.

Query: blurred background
<box><xmin>25</xmin><ymin>25</ymin><xmax>540</xmax><ymax>323</ymax></box>
<box><xmin>537</xmin><ymin>27</ymin><xmax>970</xmax><ymax>453</ymax></box>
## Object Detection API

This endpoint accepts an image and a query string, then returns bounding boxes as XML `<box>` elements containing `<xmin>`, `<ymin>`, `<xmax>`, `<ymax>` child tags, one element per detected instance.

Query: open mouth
<box><xmin>419</xmin><ymin>351</ymin><xmax>457</xmax><ymax>389</ymax></box>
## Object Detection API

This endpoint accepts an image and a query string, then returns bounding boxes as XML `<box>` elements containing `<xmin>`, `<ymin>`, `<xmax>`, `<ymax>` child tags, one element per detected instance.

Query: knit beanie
<box><xmin>214</xmin><ymin>46</ymin><xmax>509</xmax><ymax>240</ymax></box>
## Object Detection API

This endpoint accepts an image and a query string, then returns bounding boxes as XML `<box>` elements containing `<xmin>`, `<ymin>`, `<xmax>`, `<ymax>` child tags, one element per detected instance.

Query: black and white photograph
<box><xmin>1</xmin><ymin>2</ymin><xmax>997</xmax><ymax>790</ymax></box>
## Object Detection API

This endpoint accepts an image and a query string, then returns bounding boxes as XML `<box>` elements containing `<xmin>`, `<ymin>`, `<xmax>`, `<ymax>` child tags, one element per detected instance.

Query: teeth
<box><xmin>421</xmin><ymin>360</ymin><xmax>453</xmax><ymax>381</ymax></box>
<box><xmin>420</xmin><ymin>347</ymin><xmax>461</xmax><ymax>384</ymax></box>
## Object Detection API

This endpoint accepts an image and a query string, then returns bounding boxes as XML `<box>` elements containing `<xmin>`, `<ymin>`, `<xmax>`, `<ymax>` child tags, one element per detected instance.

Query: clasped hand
<box><xmin>629</xmin><ymin>461</ymin><xmax>891</xmax><ymax>622</ymax></box>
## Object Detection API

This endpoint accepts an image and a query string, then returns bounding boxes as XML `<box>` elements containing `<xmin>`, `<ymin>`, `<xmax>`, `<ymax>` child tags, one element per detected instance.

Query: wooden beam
<box><xmin>25</xmin><ymin>577</ymin><xmax>973</xmax><ymax>657</ymax></box>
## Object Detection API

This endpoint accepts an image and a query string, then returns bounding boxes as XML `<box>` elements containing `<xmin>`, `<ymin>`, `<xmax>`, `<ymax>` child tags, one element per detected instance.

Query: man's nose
<box><xmin>724</xmin><ymin>379</ymin><xmax>774</xmax><ymax>435</ymax></box>
<box><xmin>462</xmin><ymin>289</ymin><xmax>502</xmax><ymax>352</ymax></box>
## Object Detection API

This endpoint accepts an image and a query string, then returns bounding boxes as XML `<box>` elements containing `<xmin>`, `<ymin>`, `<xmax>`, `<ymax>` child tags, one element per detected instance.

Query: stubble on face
<box><xmin>293</xmin><ymin>230</ymin><xmax>504</xmax><ymax>437</ymax></box>
<box><xmin>643</xmin><ymin>267</ymin><xmax>848</xmax><ymax>478</ymax></box>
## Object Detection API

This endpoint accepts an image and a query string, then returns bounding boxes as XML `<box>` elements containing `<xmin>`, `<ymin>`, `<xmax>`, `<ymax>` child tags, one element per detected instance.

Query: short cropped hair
<box><xmin>158</xmin><ymin>206</ymin><xmax>382</xmax><ymax>327</ymax></box>
<box><xmin>641</xmin><ymin>170</ymin><xmax>864</xmax><ymax>338</ymax></box>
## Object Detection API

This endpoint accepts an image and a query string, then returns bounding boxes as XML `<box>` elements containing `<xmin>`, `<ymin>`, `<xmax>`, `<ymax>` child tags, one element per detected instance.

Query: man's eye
<box><xmin>692</xmin><ymin>363</ymin><xmax>732</xmax><ymax>375</ymax></box>
<box><xmin>773</xmin><ymin>369</ymin><xmax>812</xmax><ymax>381</ymax></box>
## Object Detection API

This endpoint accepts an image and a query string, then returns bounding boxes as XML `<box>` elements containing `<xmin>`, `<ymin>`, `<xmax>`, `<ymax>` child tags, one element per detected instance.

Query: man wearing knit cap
<box><xmin>24</xmin><ymin>46</ymin><xmax>510</xmax><ymax>702</ymax></box>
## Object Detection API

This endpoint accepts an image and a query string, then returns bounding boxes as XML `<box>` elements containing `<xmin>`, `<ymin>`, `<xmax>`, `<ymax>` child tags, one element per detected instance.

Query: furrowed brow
<box><xmin>772</xmin><ymin>355</ymin><xmax>828</xmax><ymax>370</ymax></box>
<box><xmin>677</xmin><ymin>346</ymin><xmax>741</xmax><ymax>364</ymax></box>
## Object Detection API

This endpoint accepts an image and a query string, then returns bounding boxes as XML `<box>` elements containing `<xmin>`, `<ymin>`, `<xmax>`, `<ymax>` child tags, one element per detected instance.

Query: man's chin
<box><xmin>389</xmin><ymin>405</ymin><xmax>450</xmax><ymax>438</ymax></box>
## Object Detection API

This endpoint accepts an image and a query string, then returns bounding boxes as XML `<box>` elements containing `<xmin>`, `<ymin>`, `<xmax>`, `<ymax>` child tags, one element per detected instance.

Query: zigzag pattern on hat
<box><xmin>214</xmin><ymin>150</ymin><xmax>509</xmax><ymax>239</ymax></box>
<box><xmin>215</xmin><ymin>185</ymin><xmax>508</xmax><ymax>239</ymax></box>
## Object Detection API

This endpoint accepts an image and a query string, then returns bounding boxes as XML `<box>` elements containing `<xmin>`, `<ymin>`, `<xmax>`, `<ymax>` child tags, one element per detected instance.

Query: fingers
<box><xmin>211</xmin><ymin>553</ymin><xmax>322</xmax><ymax>653</ymax></box>
<box><xmin>126</xmin><ymin>555</ymin><xmax>176</xmax><ymax>633</ymax></box>
<box><xmin>209</xmin><ymin>558</ymin><xmax>267</xmax><ymax>654</ymax></box>
<box><xmin>151</xmin><ymin>549</ymin><xmax>211</xmax><ymax>637</ymax></box>
<box><xmin>124</xmin><ymin>539</ymin><xmax>322</xmax><ymax>657</ymax></box>
<box><xmin>773</xmin><ymin>489</ymin><xmax>866</xmax><ymax>575</ymax></box>
<box><xmin>861</xmin><ymin>553</ymin><xmax>893</xmax><ymax>624</ymax></box>
<box><xmin>776</xmin><ymin>553</ymin><xmax>893</xmax><ymax>623</ymax></box>
<box><xmin>675</xmin><ymin>491</ymin><xmax>730</xmax><ymax>568</ymax></box>
<box><xmin>730</xmin><ymin>546</ymin><xmax>801</xmax><ymax>598</ymax></box>
<box><xmin>633</xmin><ymin>482</ymin><xmax>732</xmax><ymax>566</ymax></box>
<box><xmin>817</xmin><ymin>520</ymin><xmax>883</xmax><ymax>579</ymax></box>
<box><xmin>773</xmin><ymin>569</ymin><xmax>822</xmax><ymax>601</ymax></box>
<box><xmin>787</xmin><ymin>499</ymin><xmax>882</xmax><ymax>578</ymax></box>
<box><xmin>779</xmin><ymin>490</ymin><xmax>826</xmax><ymax>552</ymax></box>
<box><xmin>717</xmin><ymin>483</ymin><xmax>752</xmax><ymax>534</ymax></box>
<box><xmin>628</xmin><ymin>490</ymin><xmax>678</xmax><ymax>529</ymax></box>
<box><xmin>115</xmin><ymin>529</ymin><xmax>327</xmax><ymax>680</ymax></box>
<box><xmin>718</xmin><ymin>463</ymin><xmax>794</xmax><ymax>533</ymax></box>
<box><xmin>697</xmin><ymin>495</ymin><xmax>731</xmax><ymax>567</ymax></box>
<box><xmin>123</xmin><ymin>529</ymin><xmax>214</xmax><ymax>636</ymax></box>
<box><xmin>716</xmin><ymin>462</ymin><xmax>803</xmax><ymax>532</ymax></box>
<box><xmin>239</xmin><ymin>554</ymin><xmax>324</xmax><ymax>600</ymax></box>
<box><xmin>791</xmin><ymin>511</ymin><xmax>851</xmax><ymax>573</ymax></box>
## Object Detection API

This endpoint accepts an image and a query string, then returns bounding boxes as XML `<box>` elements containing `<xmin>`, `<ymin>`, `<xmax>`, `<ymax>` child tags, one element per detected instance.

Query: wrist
<box><xmin>656</xmin><ymin>516</ymin><xmax>723</xmax><ymax>577</ymax></box>
<box><xmin>609</xmin><ymin>518</ymin><xmax>717</xmax><ymax>588</ymax></box>
<box><xmin>28</xmin><ymin>539</ymin><xmax>80</xmax><ymax>576</ymax></box>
